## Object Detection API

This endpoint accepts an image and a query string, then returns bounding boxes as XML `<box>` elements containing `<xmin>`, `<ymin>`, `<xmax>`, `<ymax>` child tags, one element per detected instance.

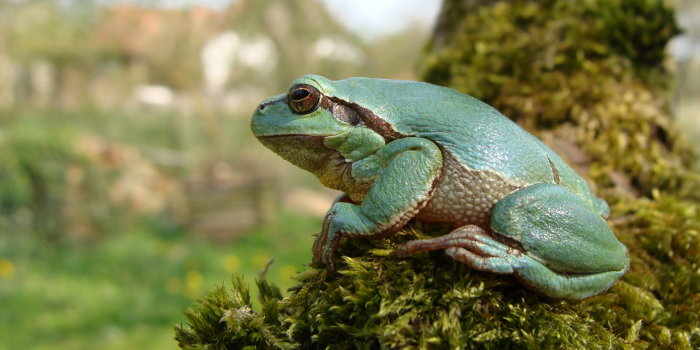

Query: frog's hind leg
<box><xmin>395</xmin><ymin>225</ymin><xmax>521</xmax><ymax>275</ymax></box>
<box><xmin>395</xmin><ymin>225</ymin><xmax>623</xmax><ymax>299</ymax></box>
<box><xmin>396</xmin><ymin>185</ymin><xmax>630</xmax><ymax>299</ymax></box>
<box><xmin>487</xmin><ymin>183</ymin><xmax>629</xmax><ymax>299</ymax></box>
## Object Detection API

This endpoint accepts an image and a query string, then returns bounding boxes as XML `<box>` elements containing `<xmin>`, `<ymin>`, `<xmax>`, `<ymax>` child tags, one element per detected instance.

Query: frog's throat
<box><xmin>256</xmin><ymin>134</ymin><xmax>358</xmax><ymax>193</ymax></box>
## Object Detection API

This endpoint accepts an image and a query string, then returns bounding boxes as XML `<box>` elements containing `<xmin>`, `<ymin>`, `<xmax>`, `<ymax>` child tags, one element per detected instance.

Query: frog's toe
<box><xmin>312</xmin><ymin>213</ymin><xmax>338</xmax><ymax>269</ymax></box>
<box><xmin>396</xmin><ymin>225</ymin><xmax>518</xmax><ymax>255</ymax></box>
<box><xmin>311</xmin><ymin>245</ymin><xmax>337</xmax><ymax>272</ymax></box>
<box><xmin>322</xmin><ymin>254</ymin><xmax>337</xmax><ymax>272</ymax></box>
<box><xmin>445</xmin><ymin>247</ymin><xmax>515</xmax><ymax>274</ymax></box>
<box><xmin>396</xmin><ymin>225</ymin><xmax>499</xmax><ymax>256</ymax></box>
<box><xmin>323</xmin><ymin>241</ymin><xmax>341</xmax><ymax>272</ymax></box>
<box><xmin>311</xmin><ymin>233</ymin><xmax>326</xmax><ymax>265</ymax></box>
<box><xmin>395</xmin><ymin>225</ymin><xmax>525</xmax><ymax>275</ymax></box>
<box><xmin>312</xmin><ymin>231</ymin><xmax>341</xmax><ymax>272</ymax></box>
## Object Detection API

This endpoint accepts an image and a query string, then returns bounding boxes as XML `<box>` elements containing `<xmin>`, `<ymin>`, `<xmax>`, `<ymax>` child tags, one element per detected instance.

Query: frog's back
<box><xmin>333</xmin><ymin>77</ymin><xmax>598</xmax><ymax>207</ymax></box>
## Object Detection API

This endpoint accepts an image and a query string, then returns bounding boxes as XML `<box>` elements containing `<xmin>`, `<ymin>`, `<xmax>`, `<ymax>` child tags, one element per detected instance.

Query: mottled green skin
<box><xmin>251</xmin><ymin>74</ymin><xmax>629</xmax><ymax>299</ymax></box>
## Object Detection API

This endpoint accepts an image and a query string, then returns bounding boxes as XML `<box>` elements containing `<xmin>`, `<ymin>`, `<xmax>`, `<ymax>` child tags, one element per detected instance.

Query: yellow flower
<box><xmin>221</xmin><ymin>255</ymin><xmax>240</xmax><ymax>272</ymax></box>
<box><xmin>252</xmin><ymin>252</ymin><xmax>270</xmax><ymax>269</ymax></box>
<box><xmin>0</xmin><ymin>258</ymin><xmax>15</xmax><ymax>280</ymax></box>
<box><xmin>184</xmin><ymin>270</ymin><xmax>203</xmax><ymax>298</ymax></box>
<box><xmin>279</xmin><ymin>264</ymin><xmax>297</xmax><ymax>282</ymax></box>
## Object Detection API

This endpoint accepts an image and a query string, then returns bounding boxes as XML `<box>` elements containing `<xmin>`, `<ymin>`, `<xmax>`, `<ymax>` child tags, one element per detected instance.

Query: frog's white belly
<box><xmin>415</xmin><ymin>152</ymin><xmax>522</xmax><ymax>228</ymax></box>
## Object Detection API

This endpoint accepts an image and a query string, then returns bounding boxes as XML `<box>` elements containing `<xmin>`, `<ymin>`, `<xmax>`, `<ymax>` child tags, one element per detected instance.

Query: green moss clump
<box><xmin>176</xmin><ymin>215</ymin><xmax>700</xmax><ymax>349</ymax></box>
<box><xmin>175</xmin><ymin>275</ymin><xmax>295</xmax><ymax>349</ymax></box>
<box><xmin>176</xmin><ymin>0</ymin><xmax>700</xmax><ymax>348</ymax></box>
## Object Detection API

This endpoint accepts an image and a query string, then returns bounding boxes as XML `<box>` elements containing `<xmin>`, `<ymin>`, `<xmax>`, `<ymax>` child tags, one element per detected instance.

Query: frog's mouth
<box><xmin>257</xmin><ymin>134</ymin><xmax>345</xmax><ymax>176</ymax></box>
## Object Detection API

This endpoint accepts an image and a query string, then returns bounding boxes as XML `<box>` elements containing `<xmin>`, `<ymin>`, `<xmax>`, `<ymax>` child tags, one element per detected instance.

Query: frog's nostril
<box><xmin>259</xmin><ymin>104</ymin><xmax>266</xmax><ymax>111</ymax></box>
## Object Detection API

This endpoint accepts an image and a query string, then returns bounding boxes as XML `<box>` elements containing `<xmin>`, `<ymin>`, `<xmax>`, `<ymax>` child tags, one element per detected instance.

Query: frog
<box><xmin>251</xmin><ymin>74</ymin><xmax>629</xmax><ymax>300</ymax></box>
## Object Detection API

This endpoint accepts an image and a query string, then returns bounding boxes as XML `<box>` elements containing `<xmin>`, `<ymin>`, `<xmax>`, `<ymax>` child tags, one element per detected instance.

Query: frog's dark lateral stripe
<box><xmin>323</xmin><ymin>96</ymin><xmax>406</xmax><ymax>141</ymax></box>
<box><xmin>258</xmin><ymin>96</ymin><xmax>286</xmax><ymax>110</ymax></box>
<box><xmin>547</xmin><ymin>157</ymin><xmax>561</xmax><ymax>185</ymax></box>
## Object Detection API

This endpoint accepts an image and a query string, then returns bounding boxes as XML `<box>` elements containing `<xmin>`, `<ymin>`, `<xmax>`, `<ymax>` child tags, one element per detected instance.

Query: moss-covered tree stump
<box><xmin>175</xmin><ymin>0</ymin><xmax>700</xmax><ymax>348</ymax></box>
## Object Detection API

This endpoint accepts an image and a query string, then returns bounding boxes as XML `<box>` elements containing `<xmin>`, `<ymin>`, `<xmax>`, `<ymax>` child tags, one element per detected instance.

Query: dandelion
<box><xmin>252</xmin><ymin>252</ymin><xmax>269</xmax><ymax>269</ymax></box>
<box><xmin>0</xmin><ymin>258</ymin><xmax>15</xmax><ymax>280</ymax></box>
<box><xmin>279</xmin><ymin>264</ymin><xmax>297</xmax><ymax>282</ymax></box>
<box><xmin>184</xmin><ymin>270</ymin><xmax>203</xmax><ymax>298</ymax></box>
<box><xmin>221</xmin><ymin>255</ymin><xmax>240</xmax><ymax>272</ymax></box>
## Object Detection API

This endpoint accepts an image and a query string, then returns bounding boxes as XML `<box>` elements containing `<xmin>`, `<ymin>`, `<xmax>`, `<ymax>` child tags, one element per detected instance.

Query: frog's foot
<box><xmin>395</xmin><ymin>225</ymin><xmax>521</xmax><ymax>275</ymax></box>
<box><xmin>396</xmin><ymin>221</ymin><xmax>627</xmax><ymax>299</ymax></box>
<box><xmin>311</xmin><ymin>194</ymin><xmax>356</xmax><ymax>270</ymax></box>
<box><xmin>311</xmin><ymin>213</ymin><xmax>341</xmax><ymax>271</ymax></box>
<box><xmin>312</xmin><ymin>137</ymin><xmax>443</xmax><ymax>273</ymax></box>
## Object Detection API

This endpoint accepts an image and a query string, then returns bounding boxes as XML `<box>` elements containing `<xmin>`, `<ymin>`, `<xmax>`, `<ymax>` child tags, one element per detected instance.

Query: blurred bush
<box><xmin>0</xmin><ymin>114</ymin><xmax>181</xmax><ymax>242</ymax></box>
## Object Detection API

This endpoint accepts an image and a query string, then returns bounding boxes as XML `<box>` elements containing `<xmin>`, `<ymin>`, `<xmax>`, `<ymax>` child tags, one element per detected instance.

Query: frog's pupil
<box><xmin>292</xmin><ymin>89</ymin><xmax>310</xmax><ymax>100</ymax></box>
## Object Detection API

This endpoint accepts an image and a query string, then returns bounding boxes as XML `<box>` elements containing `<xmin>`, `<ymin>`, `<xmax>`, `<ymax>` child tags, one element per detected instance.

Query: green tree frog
<box><xmin>251</xmin><ymin>75</ymin><xmax>629</xmax><ymax>300</ymax></box>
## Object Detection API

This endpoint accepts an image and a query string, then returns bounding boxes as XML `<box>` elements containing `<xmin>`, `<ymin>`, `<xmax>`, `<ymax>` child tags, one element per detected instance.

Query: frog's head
<box><xmin>251</xmin><ymin>75</ymin><xmax>353</xmax><ymax>173</ymax></box>
<box><xmin>251</xmin><ymin>74</ymin><xmax>351</xmax><ymax>137</ymax></box>
<box><xmin>251</xmin><ymin>75</ymin><xmax>387</xmax><ymax>186</ymax></box>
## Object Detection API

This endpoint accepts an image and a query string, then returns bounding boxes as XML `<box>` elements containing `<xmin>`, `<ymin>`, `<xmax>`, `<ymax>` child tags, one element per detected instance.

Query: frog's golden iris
<box><xmin>288</xmin><ymin>84</ymin><xmax>321</xmax><ymax>114</ymax></box>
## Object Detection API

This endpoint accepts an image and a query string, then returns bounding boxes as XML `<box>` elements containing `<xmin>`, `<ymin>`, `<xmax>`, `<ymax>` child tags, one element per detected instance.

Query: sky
<box><xmin>320</xmin><ymin>0</ymin><xmax>442</xmax><ymax>41</ymax></box>
<box><xmin>154</xmin><ymin>0</ymin><xmax>443</xmax><ymax>41</ymax></box>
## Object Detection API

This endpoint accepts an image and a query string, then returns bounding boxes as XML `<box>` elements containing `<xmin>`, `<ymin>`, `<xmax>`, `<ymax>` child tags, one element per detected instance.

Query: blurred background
<box><xmin>0</xmin><ymin>0</ymin><xmax>697</xmax><ymax>349</ymax></box>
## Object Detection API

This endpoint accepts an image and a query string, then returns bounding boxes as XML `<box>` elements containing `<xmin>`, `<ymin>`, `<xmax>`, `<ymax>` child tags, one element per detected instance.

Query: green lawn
<box><xmin>0</xmin><ymin>212</ymin><xmax>320</xmax><ymax>350</ymax></box>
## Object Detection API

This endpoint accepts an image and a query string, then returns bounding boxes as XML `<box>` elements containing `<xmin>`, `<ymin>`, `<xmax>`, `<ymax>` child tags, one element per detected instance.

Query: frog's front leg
<box><xmin>397</xmin><ymin>183</ymin><xmax>629</xmax><ymax>299</ymax></box>
<box><xmin>312</xmin><ymin>137</ymin><xmax>443</xmax><ymax>271</ymax></box>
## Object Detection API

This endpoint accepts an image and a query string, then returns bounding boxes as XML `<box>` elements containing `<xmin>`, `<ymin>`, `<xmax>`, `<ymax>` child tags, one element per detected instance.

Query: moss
<box><xmin>176</xmin><ymin>0</ymin><xmax>700</xmax><ymax>348</ymax></box>
<box><xmin>422</xmin><ymin>0</ymin><xmax>697</xmax><ymax>199</ymax></box>
<box><xmin>176</xmin><ymin>215</ymin><xmax>700</xmax><ymax>349</ymax></box>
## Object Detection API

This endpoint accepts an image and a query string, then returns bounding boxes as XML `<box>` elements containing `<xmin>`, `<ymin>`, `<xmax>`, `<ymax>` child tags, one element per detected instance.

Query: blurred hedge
<box><xmin>175</xmin><ymin>0</ymin><xmax>700</xmax><ymax>349</ymax></box>
<box><xmin>0</xmin><ymin>114</ymin><xmax>179</xmax><ymax>242</ymax></box>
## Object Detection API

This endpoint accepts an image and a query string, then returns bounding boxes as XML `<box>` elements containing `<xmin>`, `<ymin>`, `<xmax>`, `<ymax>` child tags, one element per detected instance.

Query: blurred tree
<box><xmin>219</xmin><ymin>0</ymin><xmax>367</xmax><ymax>91</ymax></box>
<box><xmin>3</xmin><ymin>1</ymin><xmax>96</xmax><ymax>63</ymax></box>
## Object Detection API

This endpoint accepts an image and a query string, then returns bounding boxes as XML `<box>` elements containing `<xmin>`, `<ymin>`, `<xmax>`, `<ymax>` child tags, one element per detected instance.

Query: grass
<box><xmin>0</xmin><ymin>211</ymin><xmax>320</xmax><ymax>350</ymax></box>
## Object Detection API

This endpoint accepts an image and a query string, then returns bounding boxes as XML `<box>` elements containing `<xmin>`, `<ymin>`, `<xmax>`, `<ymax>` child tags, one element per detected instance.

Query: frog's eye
<box><xmin>288</xmin><ymin>84</ymin><xmax>321</xmax><ymax>114</ymax></box>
